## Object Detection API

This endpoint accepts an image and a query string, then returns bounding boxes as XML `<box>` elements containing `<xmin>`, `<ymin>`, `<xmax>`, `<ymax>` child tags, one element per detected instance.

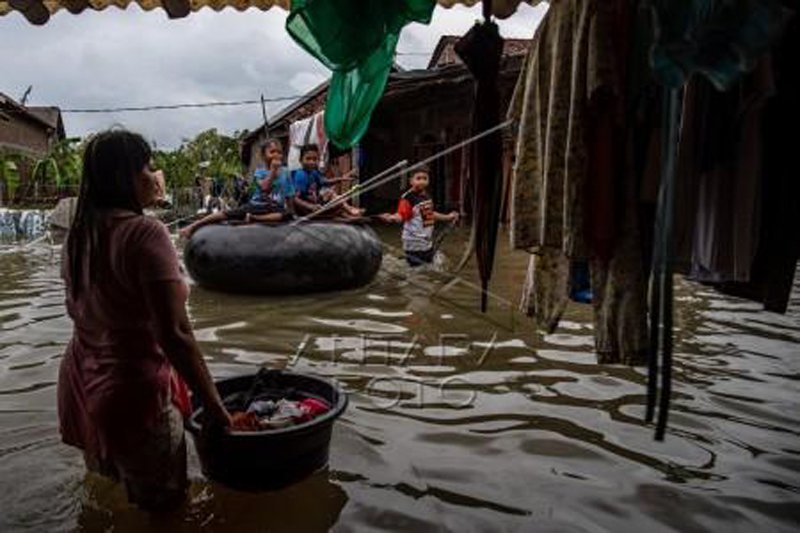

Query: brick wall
<box><xmin>0</xmin><ymin>112</ymin><xmax>50</xmax><ymax>157</ymax></box>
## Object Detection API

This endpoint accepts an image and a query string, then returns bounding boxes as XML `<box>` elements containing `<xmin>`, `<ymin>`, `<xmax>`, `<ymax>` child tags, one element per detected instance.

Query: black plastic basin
<box><xmin>186</xmin><ymin>370</ymin><xmax>348</xmax><ymax>491</ymax></box>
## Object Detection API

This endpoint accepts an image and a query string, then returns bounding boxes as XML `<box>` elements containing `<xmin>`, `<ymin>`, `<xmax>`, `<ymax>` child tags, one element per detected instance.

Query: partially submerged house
<box><xmin>0</xmin><ymin>92</ymin><xmax>65</xmax><ymax>157</ymax></box>
<box><xmin>0</xmin><ymin>92</ymin><xmax>66</xmax><ymax>204</ymax></box>
<box><xmin>241</xmin><ymin>35</ymin><xmax>530</xmax><ymax>213</ymax></box>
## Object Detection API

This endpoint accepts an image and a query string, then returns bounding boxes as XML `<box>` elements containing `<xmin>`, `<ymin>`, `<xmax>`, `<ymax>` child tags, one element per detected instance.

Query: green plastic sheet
<box><xmin>287</xmin><ymin>0</ymin><xmax>436</xmax><ymax>149</ymax></box>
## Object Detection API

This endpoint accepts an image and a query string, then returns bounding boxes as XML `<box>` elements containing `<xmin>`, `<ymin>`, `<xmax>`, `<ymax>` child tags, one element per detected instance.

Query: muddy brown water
<box><xmin>0</xmin><ymin>226</ymin><xmax>798</xmax><ymax>531</ymax></box>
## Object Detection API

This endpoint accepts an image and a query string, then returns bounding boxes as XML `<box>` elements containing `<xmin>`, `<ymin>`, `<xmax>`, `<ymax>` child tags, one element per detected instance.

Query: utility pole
<box><xmin>260</xmin><ymin>94</ymin><xmax>269</xmax><ymax>139</ymax></box>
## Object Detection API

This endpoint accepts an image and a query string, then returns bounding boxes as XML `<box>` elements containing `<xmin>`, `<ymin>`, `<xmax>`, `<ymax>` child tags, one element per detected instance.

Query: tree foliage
<box><xmin>2</xmin><ymin>129</ymin><xmax>247</xmax><ymax>205</ymax></box>
<box><xmin>154</xmin><ymin>128</ymin><xmax>246</xmax><ymax>188</ymax></box>
<box><xmin>32</xmin><ymin>137</ymin><xmax>84</xmax><ymax>191</ymax></box>
<box><xmin>0</xmin><ymin>149</ymin><xmax>23</xmax><ymax>203</ymax></box>
<box><xmin>1</xmin><ymin>129</ymin><xmax>248</xmax><ymax>198</ymax></box>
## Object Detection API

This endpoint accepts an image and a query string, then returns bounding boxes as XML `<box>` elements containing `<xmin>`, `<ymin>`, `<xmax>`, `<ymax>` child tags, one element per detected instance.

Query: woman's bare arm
<box><xmin>145</xmin><ymin>280</ymin><xmax>231</xmax><ymax>427</ymax></box>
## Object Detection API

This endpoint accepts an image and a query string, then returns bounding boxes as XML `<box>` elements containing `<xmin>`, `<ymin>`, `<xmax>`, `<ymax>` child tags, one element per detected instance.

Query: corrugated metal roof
<box><xmin>0</xmin><ymin>1</ymin><xmax>287</xmax><ymax>25</ymax></box>
<box><xmin>0</xmin><ymin>1</ymin><xmax>493</xmax><ymax>25</ymax></box>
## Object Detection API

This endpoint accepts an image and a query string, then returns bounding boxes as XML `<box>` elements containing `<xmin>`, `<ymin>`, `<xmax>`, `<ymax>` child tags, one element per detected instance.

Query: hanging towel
<box><xmin>288</xmin><ymin>111</ymin><xmax>328</xmax><ymax>171</ymax></box>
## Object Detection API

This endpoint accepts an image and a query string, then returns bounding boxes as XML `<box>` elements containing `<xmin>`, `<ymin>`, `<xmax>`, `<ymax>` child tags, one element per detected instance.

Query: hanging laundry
<box><xmin>288</xmin><ymin>112</ymin><xmax>328</xmax><ymax>171</ymax></box>
<box><xmin>509</xmin><ymin>0</ymin><xmax>601</xmax><ymax>329</ymax></box>
<box><xmin>454</xmin><ymin>9</ymin><xmax>504</xmax><ymax>312</ymax></box>
<box><xmin>683</xmin><ymin>11</ymin><xmax>799</xmax><ymax>313</ymax></box>
<box><xmin>635</xmin><ymin>2</ymin><xmax>795</xmax><ymax>440</ymax></box>
<box><xmin>648</xmin><ymin>0</ymin><xmax>791</xmax><ymax>90</ymax></box>
<box><xmin>569</xmin><ymin>262</ymin><xmax>592</xmax><ymax>304</ymax></box>
<box><xmin>675</xmin><ymin>64</ymin><xmax>775</xmax><ymax>284</ymax></box>
<box><xmin>286</xmin><ymin>0</ymin><xmax>436</xmax><ymax>149</ymax></box>
<box><xmin>508</xmin><ymin>0</ymin><xmax>632</xmax><ymax>259</ymax></box>
<box><xmin>509</xmin><ymin>0</ymin><xmax>649</xmax><ymax>364</ymax></box>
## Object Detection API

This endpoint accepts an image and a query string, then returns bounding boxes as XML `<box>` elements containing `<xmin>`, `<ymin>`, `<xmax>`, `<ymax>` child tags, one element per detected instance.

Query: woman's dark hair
<box><xmin>67</xmin><ymin>129</ymin><xmax>152</xmax><ymax>298</ymax></box>
<box><xmin>300</xmin><ymin>143</ymin><xmax>320</xmax><ymax>158</ymax></box>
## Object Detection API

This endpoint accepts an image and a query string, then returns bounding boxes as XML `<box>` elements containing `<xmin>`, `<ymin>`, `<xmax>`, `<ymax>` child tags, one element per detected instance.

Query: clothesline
<box><xmin>63</xmin><ymin>95</ymin><xmax>306</xmax><ymax>114</ymax></box>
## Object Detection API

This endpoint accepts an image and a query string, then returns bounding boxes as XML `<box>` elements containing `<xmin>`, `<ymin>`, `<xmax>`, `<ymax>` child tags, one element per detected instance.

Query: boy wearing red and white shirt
<box><xmin>380</xmin><ymin>166</ymin><xmax>458</xmax><ymax>266</ymax></box>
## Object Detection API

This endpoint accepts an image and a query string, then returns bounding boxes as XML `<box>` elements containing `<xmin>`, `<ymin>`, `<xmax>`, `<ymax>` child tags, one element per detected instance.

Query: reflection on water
<box><xmin>0</xmin><ymin>227</ymin><xmax>798</xmax><ymax>531</ymax></box>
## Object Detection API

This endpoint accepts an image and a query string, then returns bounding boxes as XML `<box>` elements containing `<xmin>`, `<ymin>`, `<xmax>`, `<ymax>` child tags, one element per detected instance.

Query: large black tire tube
<box><xmin>184</xmin><ymin>222</ymin><xmax>383</xmax><ymax>294</ymax></box>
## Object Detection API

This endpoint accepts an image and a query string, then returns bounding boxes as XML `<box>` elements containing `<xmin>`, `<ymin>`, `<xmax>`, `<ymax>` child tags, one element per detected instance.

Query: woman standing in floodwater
<box><xmin>57</xmin><ymin>129</ymin><xmax>232</xmax><ymax>511</ymax></box>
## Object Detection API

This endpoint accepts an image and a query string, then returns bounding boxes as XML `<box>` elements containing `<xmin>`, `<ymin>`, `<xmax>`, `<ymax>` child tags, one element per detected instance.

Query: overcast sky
<box><xmin>0</xmin><ymin>4</ymin><xmax>546</xmax><ymax>148</ymax></box>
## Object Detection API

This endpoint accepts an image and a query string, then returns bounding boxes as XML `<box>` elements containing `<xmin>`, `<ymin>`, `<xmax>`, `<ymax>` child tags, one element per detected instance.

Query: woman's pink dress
<box><xmin>58</xmin><ymin>211</ymin><xmax>191</xmax><ymax>462</ymax></box>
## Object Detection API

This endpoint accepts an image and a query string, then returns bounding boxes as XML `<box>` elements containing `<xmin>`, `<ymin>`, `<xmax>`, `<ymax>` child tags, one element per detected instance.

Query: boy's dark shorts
<box><xmin>405</xmin><ymin>248</ymin><xmax>435</xmax><ymax>267</ymax></box>
<box><xmin>225</xmin><ymin>201</ymin><xmax>283</xmax><ymax>221</ymax></box>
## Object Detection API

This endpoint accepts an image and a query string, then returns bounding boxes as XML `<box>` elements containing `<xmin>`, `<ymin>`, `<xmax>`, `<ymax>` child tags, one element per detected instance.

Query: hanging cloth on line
<box><xmin>644</xmin><ymin>0</ymin><xmax>792</xmax><ymax>441</ymax></box>
<box><xmin>454</xmin><ymin>5</ymin><xmax>504</xmax><ymax>312</ymax></box>
<box><xmin>509</xmin><ymin>0</ymin><xmax>649</xmax><ymax>367</ymax></box>
<box><xmin>286</xmin><ymin>0</ymin><xmax>437</xmax><ymax>149</ymax></box>
<box><xmin>287</xmin><ymin>112</ymin><xmax>328</xmax><ymax>171</ymax></box>
<box><xmin>647</xmin><ymin>0</ymin><xmax>791</xmax><ymax>91</ymax></box>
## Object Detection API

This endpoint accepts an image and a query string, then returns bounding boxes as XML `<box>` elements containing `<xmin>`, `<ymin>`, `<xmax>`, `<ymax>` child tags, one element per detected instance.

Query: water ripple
<box><xmin>0</xmin><ymin>232</ymin><xmax>797</xmax><ymax>530</ymax></box>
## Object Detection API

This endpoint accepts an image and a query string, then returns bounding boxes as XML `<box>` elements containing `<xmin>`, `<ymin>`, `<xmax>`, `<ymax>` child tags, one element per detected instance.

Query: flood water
<box><xmin>1</xmin><ymin>224</ymin><xmax>798</xmax><ymax>532</ymax></box>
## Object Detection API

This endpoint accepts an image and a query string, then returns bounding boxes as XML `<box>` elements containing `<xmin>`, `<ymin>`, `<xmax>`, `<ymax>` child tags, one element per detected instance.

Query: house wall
<box><xmin>0</xmin><ymin>112</ymin><xmax>51</xmax><ymax>157</ymax></box>
<box><xmin>0</xmin><ymin>111</ymin><xmax>57</xmax><ymax>204</ymax></box>
<box><xmin>361</xmin><ymin>67</ymin><xmax>520</xmax><ymax>216</ymax></box>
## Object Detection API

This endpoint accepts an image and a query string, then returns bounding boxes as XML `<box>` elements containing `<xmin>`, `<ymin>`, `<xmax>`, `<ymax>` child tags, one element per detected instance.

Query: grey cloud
<box><xmin>0</xmin><ymin>4</ymin><xmax>545</xmax><ymax>148</ymax></box>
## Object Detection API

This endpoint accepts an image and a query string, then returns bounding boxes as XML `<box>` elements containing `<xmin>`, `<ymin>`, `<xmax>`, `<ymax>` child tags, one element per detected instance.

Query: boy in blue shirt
<box><xmin>292</xmin><ymin>144</ymin><xmax>363</xmax><ymax>218</ymax></box>
<box><xmin>252</xmin><ymin>158</ymin><xmax>295</xmax><ymax>210</ymax></box>
<box><xmin>180</xmin><ymin>139</ymin><xmax>293</xmax><ymax>238</ymax></box>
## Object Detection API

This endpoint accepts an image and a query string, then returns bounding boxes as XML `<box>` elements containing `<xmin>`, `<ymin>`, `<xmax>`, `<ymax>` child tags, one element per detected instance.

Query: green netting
<box><xmin>287</xmin><ymin>0</ymin><xmax>436</xmax><ymax>149</ymax></box>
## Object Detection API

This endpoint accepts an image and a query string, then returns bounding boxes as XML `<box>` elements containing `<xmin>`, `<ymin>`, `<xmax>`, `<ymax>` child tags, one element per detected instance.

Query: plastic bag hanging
<box><xmin>286</xmin><ymin>0</ymin><xmax>437</xmax><ymax>149</ymax></box>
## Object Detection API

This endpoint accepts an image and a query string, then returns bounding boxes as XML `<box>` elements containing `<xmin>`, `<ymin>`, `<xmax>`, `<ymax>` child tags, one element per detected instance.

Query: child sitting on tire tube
<box><xmin>378</xmin><ymin>165</ymin><xmax>458</xmax><ymax>267</ymax></box>
<box><xmin>292</xmin><ymin>143</ymin><xmax>364</xmax><ymax>219</ymax></box>
<box><xmin>179</xmin><ymin>139</ymin><xmax>294</xmax><ymax>238</ymax></box>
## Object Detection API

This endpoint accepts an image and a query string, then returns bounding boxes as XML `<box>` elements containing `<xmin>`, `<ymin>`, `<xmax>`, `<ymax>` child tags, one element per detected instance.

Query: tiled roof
<box><xmin>428</xmin><ymin>35</ymin><xmax>532</xmax><ymax>69</ymax></box>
